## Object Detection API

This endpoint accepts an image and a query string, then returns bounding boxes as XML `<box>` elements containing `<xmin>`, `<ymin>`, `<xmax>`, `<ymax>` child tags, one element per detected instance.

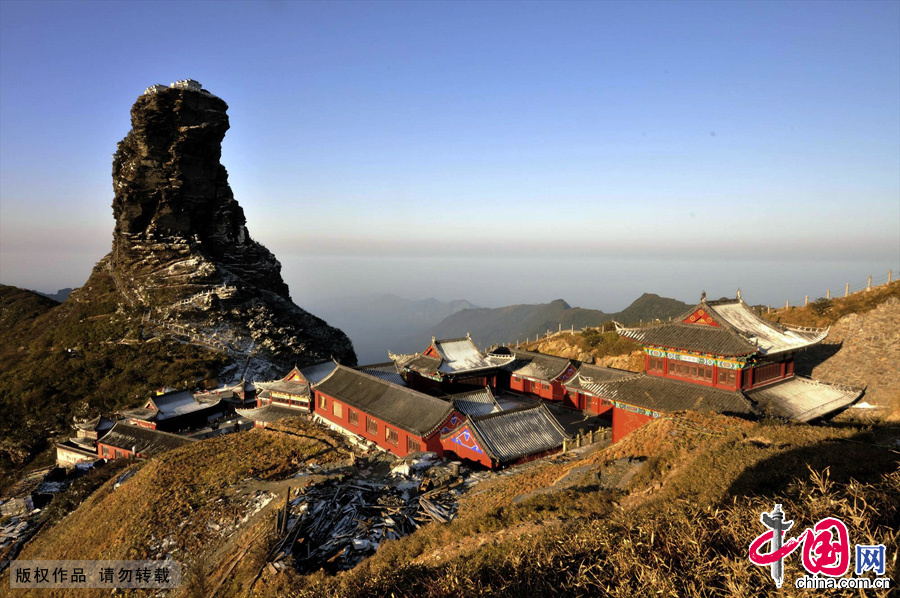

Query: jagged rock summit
<box><xmin>93</xmin><ymin>79</ymin><xmax>356</xmax><ymax>375</ymax></box>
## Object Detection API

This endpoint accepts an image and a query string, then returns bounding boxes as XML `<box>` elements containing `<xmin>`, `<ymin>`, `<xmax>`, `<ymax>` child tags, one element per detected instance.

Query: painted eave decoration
<box><xmin>683</xmin><ymin>308</ymin><xmax>720</xmax><ymax>326</ymax></box>
<box><xmin>447</xmin><ymin>425</ymin><xmax>485</xmax><ymax>455</ymax></box>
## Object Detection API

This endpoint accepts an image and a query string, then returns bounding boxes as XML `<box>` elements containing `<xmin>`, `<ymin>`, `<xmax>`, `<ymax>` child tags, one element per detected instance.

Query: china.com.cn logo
<box><xmin>748</xmin><ymin>504</ymin><xmax>891</xmax><ymax>590</ymax></box>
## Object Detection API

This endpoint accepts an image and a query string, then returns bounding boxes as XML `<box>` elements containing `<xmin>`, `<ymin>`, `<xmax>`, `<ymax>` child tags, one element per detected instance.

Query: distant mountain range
<box><xmin>32</xmin><ymin>287</ymin><xmax>73</xmax><ymax>303</ymax></box>
<box><xmin>426</xmin><ymin>293</ymin><xmax>691</xmax><ymax>349</ymax></box>
<box><xmin>311</xmin><ymin>292</ymin><xmax>691</xmax><ymax>362</ymax></box>
<box><xmin>307</xmin><ymin>294</ymin><xmax>478</xmax><ymax>363</ymax></box>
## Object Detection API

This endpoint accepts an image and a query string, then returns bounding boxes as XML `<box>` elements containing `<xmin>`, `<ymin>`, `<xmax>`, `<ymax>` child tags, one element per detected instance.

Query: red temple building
<box><xmin>239</xmin><ymin>363</ymin><xmax>339</xmax><ymax>428</ymax></box>
<box><xmin>391</xmin><ymin>335</ymin><xmax>499</xmax><ymax>392</ymax></box>
<box><xmin>617</xmin><ymin>293</ymin><xmax>831</xmax><ymax>391</ymax></box>
<box><xmin>195</xmin><ymin>379</ymin><xmax>257</xmax><ymax>409</ymax></box>
<box><xmin>565</xmin><ymin>372</ymin><xmax>758</xmax><ymax>442</ymax></box>
<box><xmin>563</xmin><ymin>364</ymin><xmax>634</xmax><ymax>413</ymax></box>
<box><xmin>55</xmin><ymin>415</ymin><xmax>119</xmax><ymax>467</ymax></box>
<box><xmin>496</xmin><ymin>349</ymin><xmax>579</xmax><ymax>403</ymax></box>
<box><xmin>255</xmin><ymin>365</ymin><xmax>316</xmax><ymax>411</ymax></box>
<box><xmin>591</xmin><ymin>293</ymin><xmax>865</xmax><ymax>441</ymax></box>
<box><xmin>313</xmin><ymin>365</ymin><xmax>461</xmax><ymax>457</ymax></box>
<box><xmin>97</xmin><ymin>422</ymin><xmax>196</xmax><ymax>460</ymax></box>
<box><xmin>120</xmin><ymin>389</ymin><xmax>225</xmax><ymax>432</ymax></box>
<box><xmin>440</xmin><ymin>403</ymin><xmax>569</xmax><ymax>469</ymax></box>
<box><xmin>241</xmin><ymin>362</ymin><xmax>404</xmax><ymax>429</ymax></box>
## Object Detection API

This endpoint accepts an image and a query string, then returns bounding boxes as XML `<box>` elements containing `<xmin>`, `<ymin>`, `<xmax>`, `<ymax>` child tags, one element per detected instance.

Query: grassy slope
<box><xmin>0</xmin><ymin>277</ymin><xmax>224</xmax><ymax>491</ymax></box>
<box><xmin>0</xmin><ymin>285</ymin><xmax>59</xmax><ymax>333</ymax></box>
<box><xmin>764</xmin><ymin>281</ymin><xmax>900</xmax><ymax>416</ymax></box>
<box><xmin>266</xmin><ymin>415</ymin><xmax>899</xmax><ymax>598</ymax></box>
<box><xmin>520</xmin><ymin>329</ymin><xmax>644</xmax><ymax>371</ymax></box>
<box><xmin>8</xmin><ymin>420</ymin><xmax>348</xmax><ymax>598</ymax></box>
<box><xmin>9</xmin><ymin>415</ymin><xmax>897</xmax><ymax>598</ymax></box>
<box><xmin>764</xmin><ymin>281</ymin><xmax>900</xmax><ymax>328</ymax></box>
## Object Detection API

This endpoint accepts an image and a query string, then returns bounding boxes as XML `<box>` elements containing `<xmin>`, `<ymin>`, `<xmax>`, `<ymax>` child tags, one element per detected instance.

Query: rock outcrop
<box><xmin>804</xmin><ymin>297</ymin><xmax>900</xmax><ymax>414</ymax></box>
<box><xmin>89</xmin><ymin>81</ymin><xmax>356</xmax><ymax>375</ymax></box>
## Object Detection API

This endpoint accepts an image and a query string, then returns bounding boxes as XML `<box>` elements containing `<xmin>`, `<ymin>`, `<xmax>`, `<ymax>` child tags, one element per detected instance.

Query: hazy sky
<box><xmin>1</xmin><ymin>1</ymin><xmax>898</xmax><ymax>311</ymax></box>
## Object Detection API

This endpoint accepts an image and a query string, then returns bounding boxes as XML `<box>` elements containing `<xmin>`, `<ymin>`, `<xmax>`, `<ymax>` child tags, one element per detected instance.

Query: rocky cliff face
<box><xmin>801</xmin><ymin>297</ymin><xmax>900</xmax><ymax>416</ymax></box>
<box><xmin>87</xmin><ymin>83</ymin><xmax>356</xmax><ymax>375</ymax></box>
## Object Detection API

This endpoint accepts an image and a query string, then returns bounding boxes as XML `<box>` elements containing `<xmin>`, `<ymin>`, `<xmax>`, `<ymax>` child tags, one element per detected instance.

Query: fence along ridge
<box><xmin>766</xmin><ymin>267</ymin><xmax>895</xmax><ymax>314</ymax></box>
<box><xmin>493</xmin><ymin>268</ymin><xmax>897</xmax><ymax>348</ymax></box>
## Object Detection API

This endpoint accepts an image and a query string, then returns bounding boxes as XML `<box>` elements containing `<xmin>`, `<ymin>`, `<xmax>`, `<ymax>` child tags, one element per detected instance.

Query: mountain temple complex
<box><xmin>602</xmin><ymin>293</ymin><xmax>864</xmax><ymax>440</ymax></box>
<box><xmin>57</xmin><ymin>291</ymin><xmax>866</xmax><ymax>470</ymax></box>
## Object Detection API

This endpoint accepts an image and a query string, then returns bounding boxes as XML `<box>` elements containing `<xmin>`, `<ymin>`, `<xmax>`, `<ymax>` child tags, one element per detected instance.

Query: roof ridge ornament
<box><xmin>701</xmin><ymin>291</ymin><xmax>707</xmax><ymax>302</ymax></box>
<box><xmin>736</xmin><ymin>288</ymin><xmax>742</xmax><ymax>300</ymax></box>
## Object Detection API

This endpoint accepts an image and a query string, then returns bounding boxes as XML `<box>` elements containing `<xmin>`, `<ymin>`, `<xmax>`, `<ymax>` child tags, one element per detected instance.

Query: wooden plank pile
<box><xmin>271</xmin><ymin>477</ymin><xmax>458</xmax><ymax>573</ymax></box>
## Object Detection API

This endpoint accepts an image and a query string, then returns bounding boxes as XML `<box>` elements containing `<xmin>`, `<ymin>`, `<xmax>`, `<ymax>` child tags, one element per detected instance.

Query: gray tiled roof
<box><xmin>355</xmin><ymin>362</ymin><xmax>406</xmax><ymax>386</ymax></box>
<box><xmin>150</xmin><ymin>390</ymin><xmax>196</xmax><ymax>414</ymax></box>
<box><xmin>99</xmin><ymin>423</ymin><xmax>196</xmax><ymax>456</ymax></box>
<box><xmin>617</xmin><ymin>323</ymin><xmax>757</xmax><ymax>356</ymax></box>
<box><xmin>74</xmin><ymin>415</ymin><xmax>116</xmax><ymax>433</ymax></box>
<box><xmin>433</xmin><ymin>337</ymin><xmax>495</xmax><ymax>374</ymax></box>
<box><xmin>746</xmin><ymin>377</ymin><xmax>863</xmax><ymax>422</ymax></box>
<box><xmin>508</xmin><ymin>349</ymin><xmax>573</xmax><ymax>381</ymax></box>
<box><xmin>56</xmin><ymin>440</ymin><xmax>97</xmax><ymax>458</ymax></box>
<box><xmin>314</xmin><ymin>365</ymin><xmax>454</xmax><ymax>437</ymax></box>
<box><xmin>494</xmin><ymin>356</ymin><xmax>531</xmax><ymax>372</ymax></box>
<box><xmin>706</xmin><ymin>300</ymin><xmax>828</xmax><ymax>355</ymax></box>
<box><xmin>70</xmin><ymin>436</ymin><xmax>97</xmax><ymax>451</ymax></box>
<box><xmin>255</xmin><ymin>379</ymin><xmax>310</xmax><ymax>396</ymax></box>
<box><xmin>464</xmin><ymin>404</ymin><xmax>568</xmax><ymax>463</ymax></box>
<box><xmin>393</xmin><ymin>353</ymin><xmax>442</xmax><ymax>375</ymax></box>
<box><xmin>147</xmin><ymin>393</ymin><xmax>220</xmax><ymax>421</ymax></box>
<box><xmin>120</xmin><ymin>407</ymin><xmax>159</xmax><ymax>422</ymax></box>
<box><xmin>300</xmin><ymin>361</ymin><xmax>339</xmax><ymax>385</ymax></box>
<box><xmin>565</xmin><ymin>364</ymin><xmax>635</xmax><ymax>394</ymax></box>
<box><xmin>486</xmin><ymin>354</ymin><xmax>517</xmax><ymax>367</ymax></box>
<box><xmin>576</xmin><ymin>363</ymin><xmax>635</xmax><ymax>382</ymax></box>
<box><xmin>392</xmin><ymin>338</ymin><xmax>498</xmax><ymax>380</ymax></box>
<box><xmin>237</xmin><ymin>404</ymin><xmax>308</xmax><ymax>423</ymax></box>
<box><xmin>586</xmin><ymin>374</ymin><xmax>757</xmax><ymax>417</ymax></box>
<box><xmin>448</xmin><ymin>387</ymin><xmax>502</xmax><ymax>417</ymax></box>
<box><xmin>618</xmin><ymin>298</ymin><xmax>827</xmax><ymax>357</ymax></box>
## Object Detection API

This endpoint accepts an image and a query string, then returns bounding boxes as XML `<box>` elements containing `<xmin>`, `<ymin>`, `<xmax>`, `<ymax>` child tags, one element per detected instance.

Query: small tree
<box><xmin>810</xmin><ymin>297</ymin><xmax>833</xmax><ymax>316</ymax></box>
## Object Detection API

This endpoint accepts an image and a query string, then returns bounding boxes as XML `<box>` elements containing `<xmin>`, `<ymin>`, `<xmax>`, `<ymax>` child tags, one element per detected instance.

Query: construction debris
<box><xmin>269</xmin><ymin>457</ymin><xmax>461</xmax><ymax>574</ymax></box>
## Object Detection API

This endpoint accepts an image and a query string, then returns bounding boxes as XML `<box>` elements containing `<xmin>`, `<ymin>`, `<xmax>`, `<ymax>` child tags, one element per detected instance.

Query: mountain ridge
<box><xmin>426</xmin><ymin>292</ymin><xmax>690</xmax><ymax>348</ymax></box>
<box><xmin>307</xmin><ymin>294</ymin><xmax>478</xmax><ymax>363</ymax></box>
<box><xmin>31</xmin><ymin>287</ymin><xmax>73</xmax><ymax>303</ymax></box>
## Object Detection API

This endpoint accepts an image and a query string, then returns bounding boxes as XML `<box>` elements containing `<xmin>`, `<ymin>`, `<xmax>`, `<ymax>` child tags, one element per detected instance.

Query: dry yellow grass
<box><xmin>765</xmin><ymin>280</ymin><xmax>900</xmax><ymax>328</ymax></box>
<box><xmin>261</xmin><ymin>413</ymin><xmax>899</xmax><ymax>598</ymax></box>
<box><xmin>7</xmin><ymin>414</ymin><xmax>897</xmax><ymax>598</ymax></box>
<box><xmin>6</xmin><ymin>422</ymin><xmax>347</xmax><ymax>598</ymax></box>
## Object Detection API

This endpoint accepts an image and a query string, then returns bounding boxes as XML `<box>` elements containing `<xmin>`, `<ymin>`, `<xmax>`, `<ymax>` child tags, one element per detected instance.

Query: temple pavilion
<box><xmin>602</xmin><ymin>292</ymin><xmax>864</xmax><ymax>439</ymax></box>
<box><xmin>390</xmin><ymin>334</ymin><xmax>499</xmax><ymax>392</ymax></box>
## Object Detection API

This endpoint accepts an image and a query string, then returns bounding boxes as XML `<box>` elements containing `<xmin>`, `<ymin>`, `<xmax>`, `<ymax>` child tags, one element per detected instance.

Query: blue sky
<box><xmin>1</xmin><ymin>0</ymin><xmax>898</xmax><ymax>310</ymax></box>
